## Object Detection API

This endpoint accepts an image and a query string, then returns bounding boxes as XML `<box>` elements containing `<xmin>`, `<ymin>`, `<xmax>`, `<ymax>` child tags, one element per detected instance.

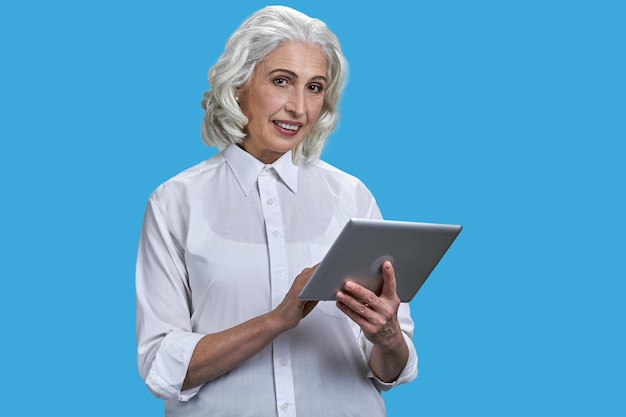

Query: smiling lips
<box><xmin>273</xmin><ymin>120</ymin><xmax>301</xmax><ymax>134</ymax></box>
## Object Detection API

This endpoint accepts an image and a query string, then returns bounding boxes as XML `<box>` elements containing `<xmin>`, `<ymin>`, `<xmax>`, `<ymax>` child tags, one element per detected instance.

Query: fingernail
<box><xmin>345</xmin><ymin>281</ymin><xmax>354</xmax><ymax>290</ymax></box>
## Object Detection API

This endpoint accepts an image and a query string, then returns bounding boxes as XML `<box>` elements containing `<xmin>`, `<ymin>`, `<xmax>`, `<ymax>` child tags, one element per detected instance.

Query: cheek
<box><xmin>264</xmin><ymin>95</ymin><xmax>286</xmax><ymax>114</ymax></box>
<box><xmin>242</xmin><ymin>91</ymin><xmax>279</xmax><ymax>120</ymax></box>
<box><xmin>309</xmin><ymin>100</ymin><xmax>325</xmax><ymax>121</ymax></box>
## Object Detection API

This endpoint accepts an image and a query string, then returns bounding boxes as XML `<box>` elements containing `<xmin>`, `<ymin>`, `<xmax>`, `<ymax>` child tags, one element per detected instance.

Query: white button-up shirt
<box><xmin>136</xmin><ymin>144</ymin><xmax>417</xmax><ymax>417</ymax></box>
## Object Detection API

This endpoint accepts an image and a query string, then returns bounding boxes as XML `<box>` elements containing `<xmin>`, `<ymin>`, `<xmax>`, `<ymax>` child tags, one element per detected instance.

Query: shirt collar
<box><xmin>224</xmin><ymin>144</ymin><xmax>299</xmax><ymax>196</ymax></box>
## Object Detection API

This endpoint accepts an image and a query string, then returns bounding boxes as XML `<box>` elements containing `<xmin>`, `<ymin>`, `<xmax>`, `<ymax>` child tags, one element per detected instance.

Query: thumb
<box><xmin>302</xmin><ymin>300</ymin><xmax>319</xmax><ymax>318</ymax></box>
<box><xmin>380</xmin><ymin>261</ymin><xmax>398</xmax><ymax>299</ymax></box>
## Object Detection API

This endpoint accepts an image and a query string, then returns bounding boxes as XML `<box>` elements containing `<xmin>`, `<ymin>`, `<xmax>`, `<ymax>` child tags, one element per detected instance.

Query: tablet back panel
<box><xmin>299</xmin><ymin>218</ymin><xmax>462</xmax><ymax>302</ymax></box>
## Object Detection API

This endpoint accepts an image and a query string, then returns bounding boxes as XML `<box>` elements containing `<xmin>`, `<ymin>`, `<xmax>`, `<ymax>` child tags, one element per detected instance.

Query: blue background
<box><xmin>1</xmin><ymin>1</ymin><xmax>624</xmax><ymax>416</ymax></box>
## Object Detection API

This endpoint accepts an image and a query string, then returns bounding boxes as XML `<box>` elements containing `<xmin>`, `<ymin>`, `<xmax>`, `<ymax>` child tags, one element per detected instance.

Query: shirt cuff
<box><xmin>366</xmin><ymin>331</ymin><xmax>418</xmax><ymax>391</ymax></box>
<box><xmin>145</xmin><ymin>331</ymin><xmax>205</xmax><ymax>401</ymax></box>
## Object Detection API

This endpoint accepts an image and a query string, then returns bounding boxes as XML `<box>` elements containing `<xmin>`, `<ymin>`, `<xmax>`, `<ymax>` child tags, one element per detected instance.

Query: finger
<box><xmin>336</xmin><ymin>289</ymin><xmax>375</xmax><ymax>317</ymax></box>
<box><xmin>342</xmin><ymin>281</ymin><xmax>378</xmax><ymax>307</ymax></box>
<box><xmin>336</xmin><ymin>297</ymin><xmax>373</xmax><ymax>324</ymax></box>
<box><xmin>380</xmin><ymin>261</ymin><xmax>398</xmax><ymax>299</ymax></box>
<box><xmin>294</xmin><ymin>264</ymin><xmax>319</xmax><ymax>287</ymax></box>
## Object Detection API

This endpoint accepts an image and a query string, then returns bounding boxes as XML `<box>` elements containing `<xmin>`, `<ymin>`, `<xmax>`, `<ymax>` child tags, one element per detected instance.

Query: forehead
<box><xmin>257</xmin><ymin>42</ymin><xmax>328</xmax><ymax>78</ymax></box>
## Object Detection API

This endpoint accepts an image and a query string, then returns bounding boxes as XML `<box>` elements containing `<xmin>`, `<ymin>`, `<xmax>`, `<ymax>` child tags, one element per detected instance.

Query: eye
<box><xmin>308</xmin><ymin>83</ymin><xmax>325</xmax><ymax>94</ymax></box>
<box><xmin>273</xmin><ymin>77</ymin><xmax>289</xmax><ymax>87</ymax></box>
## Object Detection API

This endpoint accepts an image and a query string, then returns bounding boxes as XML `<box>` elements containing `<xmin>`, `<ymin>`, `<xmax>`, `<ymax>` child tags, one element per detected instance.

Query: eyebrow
<box><xmin>269</xmin><ymin>68</ymin><xmax>327</xmax><ymax>83</ymax></box>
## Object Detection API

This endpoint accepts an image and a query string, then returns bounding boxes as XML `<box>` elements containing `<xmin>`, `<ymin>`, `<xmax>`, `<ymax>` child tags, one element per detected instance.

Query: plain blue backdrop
<box><xmin>1</xmin><ymin>1</ymin><xmax>624</xmax><ymax>416</ymax></box>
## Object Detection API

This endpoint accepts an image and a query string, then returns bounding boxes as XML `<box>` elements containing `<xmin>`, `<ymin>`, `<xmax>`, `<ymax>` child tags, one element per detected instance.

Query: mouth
<box><xmin>273</xmin><ymin>120</ymin><xmax>301</xmax><ymax>132</ymax></box>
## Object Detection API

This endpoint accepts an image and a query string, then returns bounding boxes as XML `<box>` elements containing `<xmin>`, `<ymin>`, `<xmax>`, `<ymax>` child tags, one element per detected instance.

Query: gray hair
<box><xmin>200</xmin><ymin>5</ymin><xmax>348</xmax><ymax>164</ymax></box>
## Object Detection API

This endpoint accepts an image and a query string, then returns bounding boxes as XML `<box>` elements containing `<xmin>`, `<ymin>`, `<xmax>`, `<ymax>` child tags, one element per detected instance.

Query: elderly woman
<box><xmin>136</xmin><ymin>5</ymin><xmax>417</xmax><ymax>416</ymax></box>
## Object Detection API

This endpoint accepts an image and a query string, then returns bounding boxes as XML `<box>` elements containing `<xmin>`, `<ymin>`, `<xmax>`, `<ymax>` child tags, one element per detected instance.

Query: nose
<box><xmin>285</xmin><ymin>88</ymin><xmax>305</xmax><ymax>117</ymax></box>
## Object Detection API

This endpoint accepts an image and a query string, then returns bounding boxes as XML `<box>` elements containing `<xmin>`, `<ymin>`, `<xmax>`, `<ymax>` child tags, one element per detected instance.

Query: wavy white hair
<box><xmin>200</xmin><ymin>5</ymin><xmax>348</xmax><ymax>164</ymax></box>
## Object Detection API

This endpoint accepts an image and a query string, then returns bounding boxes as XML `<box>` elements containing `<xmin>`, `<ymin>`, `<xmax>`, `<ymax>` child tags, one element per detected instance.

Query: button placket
<box><xmin>257</xmin><ymin>169</ymin><xmax>297</xmax><ymax>417</ymax></box>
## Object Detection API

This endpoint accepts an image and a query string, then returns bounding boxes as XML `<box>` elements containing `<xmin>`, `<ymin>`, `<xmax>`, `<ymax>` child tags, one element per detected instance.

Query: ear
<box><xmin>235</xmin><ymin>87</ymin><xmax>242</xmax><ymax>104</ymax></box>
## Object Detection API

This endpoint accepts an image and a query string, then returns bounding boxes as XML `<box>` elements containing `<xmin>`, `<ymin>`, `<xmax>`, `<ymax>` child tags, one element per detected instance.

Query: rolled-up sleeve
<box><xmin>136</xmin><ymin>192</ymin><xmax>203</xmax><ymax>401</ymax></box>
<box><xmin>363</xmin><ymin>302</ymin><xmax>419</xmax><ymax>391</ymax></box>
<box><xmin>143</xmin><ymin>331</ymin><xmax>205</xmax><ymax>400</ymax></box>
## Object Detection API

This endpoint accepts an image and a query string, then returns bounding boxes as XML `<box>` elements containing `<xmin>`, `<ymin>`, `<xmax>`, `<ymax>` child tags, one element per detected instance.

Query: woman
<box><xmin>136</xmin><ymin>6</ymin><xmax>417</xmax><ymax>416</ymax></box>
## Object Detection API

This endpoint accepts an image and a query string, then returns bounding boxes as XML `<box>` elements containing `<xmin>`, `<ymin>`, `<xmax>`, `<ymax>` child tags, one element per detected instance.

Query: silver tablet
<box><xmin>298</xmin><ymin>218</ymin><xmax>462</xmax><ymax>302</ymax></box>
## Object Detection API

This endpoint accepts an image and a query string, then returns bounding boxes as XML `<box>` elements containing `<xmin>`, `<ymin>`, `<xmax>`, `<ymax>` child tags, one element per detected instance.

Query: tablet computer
<box><xmin>298</xmin><ymin>218</ymin><xmax>462</xmax><ymax>302</ymax></box>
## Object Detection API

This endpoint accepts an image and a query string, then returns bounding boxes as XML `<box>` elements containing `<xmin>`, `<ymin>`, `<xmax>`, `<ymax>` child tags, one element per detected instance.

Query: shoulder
<box><xmin>305</xmin><ymin>159</ymin><xmax>373</xmax><ymax>195</ymax></box>
<box><xmin>302</xmin><ymin>160</ymin><xmax>380</xmax><ymax>220</ymax></box>
<box><xmin>305</xmin><ymin>159</ymin><xmax>362</xmax><ymax>185</ymax></box>
<box><xmin>150</xmin><ymin>152</ymin><xmax>226</xmax><ymax>205</ymax></box>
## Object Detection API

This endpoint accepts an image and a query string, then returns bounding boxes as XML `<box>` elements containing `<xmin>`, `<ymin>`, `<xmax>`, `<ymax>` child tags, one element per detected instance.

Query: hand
<box><xmin>182</xmin><ymin>265</ymin><xmax>320</xmax><ymax>390</ymax></box>
<box><xmin>335</xmin><ymin>261</ymin><xmax>404</xmax><ymax>349</ymax></box>
<box><xmin>271</xmin><ymin>265</ymin><xmax>319</xmax><ymax>331</ymax></box>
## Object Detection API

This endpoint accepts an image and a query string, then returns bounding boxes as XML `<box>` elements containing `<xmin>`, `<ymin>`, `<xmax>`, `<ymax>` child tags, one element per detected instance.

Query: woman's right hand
<box><xmin>270</xmin><ymin>265</ymin><xmax>319</xmax><ymax>330</ymax></box>
<box><xmin>182</xmin><ymin>265</ymin><xmax>319</xmax><ymax>391</ymax></box>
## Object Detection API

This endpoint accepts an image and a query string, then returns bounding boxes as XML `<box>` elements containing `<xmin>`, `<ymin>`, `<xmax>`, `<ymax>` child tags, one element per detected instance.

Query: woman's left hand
<box><xmin>336</xmin><ymin>260</ymin><xmax>409</xmax><ymax>382</ymax></box>
<box><xmin>335</xmin><ymin>260</ymin><xmax>403</xmax><ymax>349</ymax></box>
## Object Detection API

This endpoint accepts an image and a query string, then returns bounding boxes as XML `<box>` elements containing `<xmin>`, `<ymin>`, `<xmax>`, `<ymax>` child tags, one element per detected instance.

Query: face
<box><xmin>237</xmin><ymin>42</ymin><xmax>328</xmax><ymax>164</ymax></box>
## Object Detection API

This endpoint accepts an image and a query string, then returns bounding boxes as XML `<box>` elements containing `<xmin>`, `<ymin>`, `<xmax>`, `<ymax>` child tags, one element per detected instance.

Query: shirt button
<box><xmin>280</xmin><ymin>357</ymin><xmax>288</xmax><ymax>366</ymax></box>
<box><xmin>266</xmin><ymin>198</ymin><xmax>274</xmax><ymax>205</ymax></box>
<box><xmin>281</xmin><ymin>403</ymin><xmax>289</xmax><ymax>411</ymax></box>
<box><xmin>277</xmin><ymin>267</ymin><xmax>284</xmax><ymax>275</ymax></box>
<box><xmin>272</xmin><ymin>230</ymin><xmax>279</xmax><ymax>237</ymax></box>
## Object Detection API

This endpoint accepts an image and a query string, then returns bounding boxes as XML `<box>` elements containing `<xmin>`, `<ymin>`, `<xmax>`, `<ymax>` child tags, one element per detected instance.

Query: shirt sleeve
<box><xmin>355</xmin><ymin>179</ymin><xmax>419</xmax><ymax>390</ymax></box>
<box><xmin>136</xmin><ymin>192</ymin><xmax>203</xmax><ymax>401</ymax></box>
<box><xmin>355</xmin><ymin>180</ymin><xmax>383</xmax><ymax>221</ymax></box>
<box><xmin>362</xmin><ymin>302</ymin><xmax>419</xmax><ymax>391</ymax></box>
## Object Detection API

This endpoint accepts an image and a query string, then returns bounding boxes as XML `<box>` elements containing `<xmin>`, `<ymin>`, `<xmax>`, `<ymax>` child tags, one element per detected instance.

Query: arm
<box><xmin>335</xmin><ymin>261</ymin><xmax>409</xmax><ymax>382</ymax></box>
<box><xmin>182</xmin><ymin>267</ymin><xmax>318</xmax><ymax>390</ymax></box>
<box><xmin>137</xmin><ymin>195</ymin><xmax>318</xmax><ymax>398</ymax></box>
